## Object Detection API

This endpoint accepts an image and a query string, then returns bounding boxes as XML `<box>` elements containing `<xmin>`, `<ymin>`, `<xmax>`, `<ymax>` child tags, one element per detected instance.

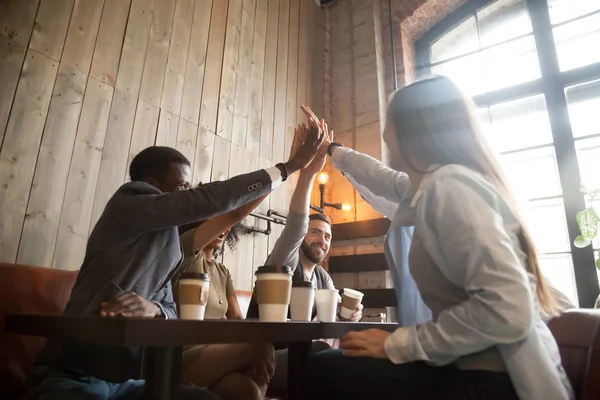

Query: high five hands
<box><xmin>284</xmin><ymin>115</ymin><xmax>326</xmax><ymax>174</ymax></box>
<box><xmin>290</xmin><ymin>122</ymin><xmax>333</xmax><ymax>177</ymax></box>
<box><xmin>301</xmin><ymin>105</ymin><xmax>333</xmax><ymax>156</ymax></box>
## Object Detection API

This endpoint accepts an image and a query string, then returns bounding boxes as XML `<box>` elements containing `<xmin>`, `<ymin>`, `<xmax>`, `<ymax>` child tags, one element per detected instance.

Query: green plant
<box><xmin>574</xmin><ymin>187</ymin><xmax>600</xmax><ymax>269</ymax></box>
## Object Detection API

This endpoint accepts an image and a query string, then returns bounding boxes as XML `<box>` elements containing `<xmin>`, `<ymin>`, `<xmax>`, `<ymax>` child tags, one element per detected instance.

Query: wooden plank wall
<box><xmin>0</xmin><ymin>0</ymin><xmax>325</xmax><ymax>291</ymax></box>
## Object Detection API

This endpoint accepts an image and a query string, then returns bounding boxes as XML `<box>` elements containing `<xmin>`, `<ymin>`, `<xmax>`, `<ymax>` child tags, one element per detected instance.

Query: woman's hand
<box><xmin>301</xmin><ymin>105</ymin><xmax>333</xmax><ymax>154</ymax></box>
<box><xmin>285</xmin><ymin>120</ymin><xmax>325</xmax><ymax>173</ymax></box>
<box><xmin>339</xmin><ymin>329</ymin><xmax>391</xmax><ymax>359</ymax></box>
<box><xmin>244</xmin><ymin>342</ymin><xmax>275</xmax><ymax>386</ymax></box>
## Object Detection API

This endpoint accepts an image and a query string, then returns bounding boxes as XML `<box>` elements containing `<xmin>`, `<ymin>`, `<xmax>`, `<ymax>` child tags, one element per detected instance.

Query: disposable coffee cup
<box><xmin>315</xmin><ymin>289</ymin><xmax>339</xmax><ymax>322</ymax></box>
<box><xmin>179</xmin><ymin>272</ymin><xmax>211</xmax><ymax>320</ymax></box>
<box><xmin>255</xmin><ymin>265</ymin><xmax>293</xmax><ymax>322</ymax></box>
<box><xmin>339</xmin><ymin>288</ymin><xmax>364</xmax><ymax>320</ymax></box>
<box><xmin>290</xmin><ymin>281</ymin><xmax>315</xmax><ymax>321</ymax></box>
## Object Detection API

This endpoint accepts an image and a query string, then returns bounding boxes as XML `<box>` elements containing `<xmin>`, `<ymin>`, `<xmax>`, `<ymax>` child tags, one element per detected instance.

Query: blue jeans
<box><xmin>303</xmin><ymin>350</ymin><xmax>518</xmax><ymax>400</ymax></box>
<box><xmin>21</xmin><ymin>366</ymin><xmax>220</xmax><ymax>400</ymax></box>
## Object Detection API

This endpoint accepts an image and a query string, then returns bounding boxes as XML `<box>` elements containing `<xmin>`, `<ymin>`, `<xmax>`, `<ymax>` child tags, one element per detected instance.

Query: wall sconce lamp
<box><xmin>247</xmin><ymin>172</ymin><xmax>351</xmax><ymax>234</ymax></box>
<box><xmin>310</xmin><ymin>172</ymin><xmax>352</xmax><ymax>214</ymax></box>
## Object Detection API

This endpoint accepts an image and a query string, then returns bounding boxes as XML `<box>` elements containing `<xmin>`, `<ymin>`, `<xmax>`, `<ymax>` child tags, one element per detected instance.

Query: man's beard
<box><xmin>300</xmin><ymin>240</ymin><xmax>326</xmax><ymax>264</ymax></box>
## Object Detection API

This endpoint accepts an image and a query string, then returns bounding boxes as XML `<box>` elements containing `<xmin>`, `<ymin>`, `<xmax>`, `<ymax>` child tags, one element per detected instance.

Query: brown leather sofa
<box><xmin>2</xmin><ymin>263</ymin><xmax>600</xmax><ymax>399</ymax></box>
<box><xmin>0</xmin><ymin>263</ymin><xmax>256</xmax><ymax>399</ymax></box>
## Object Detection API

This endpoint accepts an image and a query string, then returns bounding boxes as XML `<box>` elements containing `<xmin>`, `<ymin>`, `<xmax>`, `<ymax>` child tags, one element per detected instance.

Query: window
<box><xmin>417</xmin><ymin>0</ymin><xmax>600</xmax><ymax>306</ymax></box>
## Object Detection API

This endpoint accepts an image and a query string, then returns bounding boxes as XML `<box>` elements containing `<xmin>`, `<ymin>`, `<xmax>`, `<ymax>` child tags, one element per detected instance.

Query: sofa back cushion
<box><xmin>0</xmin><ymin>263</ymin><xmax>78</xmax><ymax>398</ymax></box>
<box><xmin>548</xmin><ymin>309</ymin><xmax>600</xmax><ymax>400</ymax></box>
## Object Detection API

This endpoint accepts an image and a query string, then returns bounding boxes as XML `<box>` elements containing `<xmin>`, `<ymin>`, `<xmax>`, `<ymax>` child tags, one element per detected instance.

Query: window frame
<box><xmin>415</xmin><ymin>0</ymin><xmax>600</xmax><ymax>306</ymax></box>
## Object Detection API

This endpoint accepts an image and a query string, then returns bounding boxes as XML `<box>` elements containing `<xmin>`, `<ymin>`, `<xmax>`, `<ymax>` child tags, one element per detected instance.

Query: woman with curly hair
<box><xmin>174</xmin><ymin>189</ymin><xmax>275</xmax><ymax>400</ymax></box>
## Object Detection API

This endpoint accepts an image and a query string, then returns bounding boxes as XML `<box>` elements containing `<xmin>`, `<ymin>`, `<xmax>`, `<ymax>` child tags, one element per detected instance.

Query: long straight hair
<box><xmin>388</xmin><ymin>75</ymin><xmax>557</xmax><ymax>316</ymax></box>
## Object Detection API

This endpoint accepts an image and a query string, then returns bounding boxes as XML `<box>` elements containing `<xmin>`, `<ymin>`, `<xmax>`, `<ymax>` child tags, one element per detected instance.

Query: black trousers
<box><xmin>302</xmin><ymin>350</ymin><xmax>519</xmax><ymax>400</ymax></box>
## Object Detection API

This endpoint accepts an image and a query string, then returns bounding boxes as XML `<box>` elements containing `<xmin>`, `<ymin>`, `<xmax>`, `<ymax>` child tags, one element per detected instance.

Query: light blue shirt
<box><xmin>331</xmin><ymin>147</ymin><xmax>573</xmax><ymax>400</ymax></box>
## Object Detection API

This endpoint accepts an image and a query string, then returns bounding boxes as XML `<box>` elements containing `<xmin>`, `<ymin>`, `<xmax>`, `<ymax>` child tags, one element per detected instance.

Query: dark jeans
<box><xmin>21</xmin><ymin>366</ymin><xmax>221</xmax><ymax>400</ymax></box>
<box><xmin>303</xmin><ymin>350</ymin><xmax>519</xmax><ymax>400</ymax></box>
<box><xmin>270</xmin><ymin>340</ymin><xmax>332</xmax><ymax>391</ymax></box>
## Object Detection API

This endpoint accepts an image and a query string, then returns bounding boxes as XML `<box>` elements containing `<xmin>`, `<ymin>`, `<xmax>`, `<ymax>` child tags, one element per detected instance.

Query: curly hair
<box><xmin>212</xmin><ymin>222</ymin><xmax>253</xmax><ymax>259</ymax></box>
<box><xmin>177</xmin><ymin>183</ymin><xmax>253</xmax><ymax>259</ymax></box>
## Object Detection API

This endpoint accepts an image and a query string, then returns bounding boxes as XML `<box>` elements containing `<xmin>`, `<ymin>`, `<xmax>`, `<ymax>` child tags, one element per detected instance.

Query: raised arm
<box><xmin>191</xmin><ymin>194</ymin><xmax>268</xmax><ymax>254</ymax></box>
<box><xmin>266</xmin><ymin>124</ymin><xmax>327</xmax><ymax>270</ymax></box>
<box><xmin>107</xmin><ymin>124</ymin><xmax>325</xmax><ymax>233</ymax></box>
<box><xmin>301</xmin><ymin>105</ymin><xmax>413</xmax><ymax>208</ymax></box>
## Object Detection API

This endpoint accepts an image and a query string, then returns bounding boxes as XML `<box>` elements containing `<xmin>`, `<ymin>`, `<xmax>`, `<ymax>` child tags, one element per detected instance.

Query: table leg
<box><xmin>288</xmin><ymin>341</ymin><xmax>311</xmax><ymax>400</ymax></box>
<box><xmin>144</xmin><ymin>346</ymin><xmax>182</xmax><ymax>400</ymax></box>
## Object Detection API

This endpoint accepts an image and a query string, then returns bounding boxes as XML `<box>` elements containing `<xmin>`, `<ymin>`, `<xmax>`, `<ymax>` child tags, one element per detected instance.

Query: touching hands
<box><xmin>339</xmin><ymin>328</ymin><xmax>391</xmax><ymax>359</ymax></box>
<box><xmin>100</xmin><ymin>291</ymin><xmax>161</xmax><ymax>318</ymax></box>
<box><xmin>301</xmin><ymin>105</ymin><xmax>333</xmax><ymax>155</ymax></box>
<box><xmin>285</xmin><ymin>119</ymin><xmax>325</xmax><ymax>173</ymax></box>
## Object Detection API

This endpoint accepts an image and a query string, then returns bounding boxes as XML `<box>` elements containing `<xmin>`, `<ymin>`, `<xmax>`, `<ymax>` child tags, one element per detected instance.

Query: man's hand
<box><xmin>100</xmin><ymin>291</ymin><xmax>161</xmax><ymax>318</ymax></box>
<box><xmin>338</xmin><ymin>302</ymin><xmax>364</xmax><ymax>322</ymax></box>
<box><xmin>350</xmin><ymin>303</ymin><xmax>364</xmax><ymax>322</ymax></box>
<box><xmin>340</xmin><ymin>329</ymin><xmax>391</xmax><ymax>359</ymax></box>
<box><xmin>285</xmin><ymin>119</ymin><xmax>325</xmax><ymax>174</ymax></box>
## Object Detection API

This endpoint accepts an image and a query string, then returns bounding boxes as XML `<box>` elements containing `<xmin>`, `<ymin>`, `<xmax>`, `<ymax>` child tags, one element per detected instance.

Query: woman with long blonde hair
<box><xmin>300</xmin><ymin>76</ymin><xmax>573</xmax><ymax>399</ymax></box>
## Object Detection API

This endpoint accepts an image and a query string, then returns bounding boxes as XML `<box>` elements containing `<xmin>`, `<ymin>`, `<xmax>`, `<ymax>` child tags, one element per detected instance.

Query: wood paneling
<box><xmin>0</xmin><ymin>37</ymin><xmax>27</xmax><ymax>147</ymax></box>
<box><xmin>0</xmin><ymin>51</ymin><xmax>58</xmax><ymax>261</ymax></box>
<box><xmin>29</xmin><ymin>0</ymin><xmax>74</xmax><ymax>62</ymax></box>
<box><xmin>331</xmin><ymin>218</ymin><xmax>390</xmax><ymax>240</ymax></box>
<box><xmin>258</xmin><ymin>0</ymin><xmax>278</xmax><ymax>160</ymax></box>
<box><xmin>90</xmin><ymin>90</ymin><xmax>137</xmax><ymax>228</ymax></box>
<box><xmin>61</xmin><ymin>0</ymin><xmax>105</xmax><ymax>74</ymax></box>
<box><xmin>156</xmin><ymin>109</ymin><xmax>179</xmax><ymax>148</ymax></box>
<box><xmin>329</xmin><ymin>253</ymin><xmax>388</xmax><ymax>273</ymax></box>
<box><xmin>0</xmin><ymin>0</ymin><xmax>326</xmax><ymax>292</ymax></box>
<box><xmin>231</xmin><ymin>0</ymin><xmax>256</xmax><ymax>147</ymax></box>
<box><xmin>114</xmin><ymin>0</ymin><xmax>153</xmax><ymax>95</ymax></box>
<box><xmin>199</xmin><ymin>0</ymin><xmax>228</xmax><ymax>134</ymax></box>
<box><xmin>138</xmin><ymin>0</ymin><xmax>176</xmax><ymax>107</ymax></box>
<box><xmin>246</xmin><ymin>0</ymin><xmax>266</xmax><ymax>154</ymax></box>
<box><xmin>18</xmin><ymin>65</ymin><xmax>87</xmax><ymax>267</ymax></box>
<box><xmin>192</xmin><ymin>127</ymin><xmax>215</xmax><ymax>185</ymax></box>
<box><xmin>89</xmin><ymin>0</ymin><xmax>131</xmax><ymax>86</ymax></box>
<box><xmin>160</xmin><ymin>0</ymin><xmax>194</xmax><ymax>116</ymax></box>
<box><xmin>176</xmin><ymin>119</ymin><xmax>198</xmax><ymax>172</ymax></box>
<box><xmin>53</xmin><ymin>78</ymin><xmax>113</xmax><ymax>270</ymax></box>
<box><xmin>127</xmin><ymin>101</ymin><xmax>160</xmax><ymax>174</ymax></box>
<box><xmin>180</xmin><ymin>0</ymin><xmax>213</xmax><ymax>125</ymax></box>
<box><xmin>0</xmin><ymin>0</ymin><xmax>40</xmax><ymax>45</ymax></box>
<box><xmin>360</xmin><ymin>288</ymin><xmax>397</xmax><ymax>308</ymax></box>
<box><xmin>216</xmin><ymin>0</ymin><xmax>243</xmax><ymax>141</ymax></box>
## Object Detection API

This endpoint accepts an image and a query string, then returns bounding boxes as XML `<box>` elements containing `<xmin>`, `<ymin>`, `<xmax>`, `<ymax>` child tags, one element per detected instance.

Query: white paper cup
<box><xmin>255</xmin><ymin>266</ymin><xmax>293</xmax><ymax>322</ymax></box>
<box><xmin>178</xmin><ymin>273</ymin><xmax>211</xmax><ymax>320</ymax></box>
<box><xmin>290</xmin><ymin>283</ymin><xmax>315</xmax><ymax>321</ymax></box>
<box><xmin>339</xmin><ymin>288</ymin><xmax>364</xmax><ymax>320</ymax></box>
<box><xmin>315</xmin><ymin>289</ymin><xmax>339</xmax><ymax>322</ymax></box>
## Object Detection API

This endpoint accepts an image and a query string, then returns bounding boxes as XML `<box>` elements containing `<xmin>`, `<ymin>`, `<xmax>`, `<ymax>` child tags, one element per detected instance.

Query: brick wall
<box><xmin>322</xmin><ymin>0</ymin><xmax>469</xmax><ymax>315</ymax></box>
<box><xmin>320</xmin><ymin>0</ymin><xmax>468</xmax><ymax>224</ymax></box>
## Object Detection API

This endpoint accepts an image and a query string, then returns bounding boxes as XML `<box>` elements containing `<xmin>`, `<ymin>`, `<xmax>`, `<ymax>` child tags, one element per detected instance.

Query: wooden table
<box><xmin>5</xmin><ymin>315</ymin><xmax>397</xmax><ymax>400</ymax></box>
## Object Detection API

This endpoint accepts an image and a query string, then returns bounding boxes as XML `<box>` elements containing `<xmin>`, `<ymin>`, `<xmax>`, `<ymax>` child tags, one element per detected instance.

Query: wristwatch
<box><xmin>327</xmin><ymin>142</ymin><xmax>344</xmax><ymax>157</ymax></box>
<box><xmin>274</xmin><ymin>163</ymin><xmax>289</xmax><ymax>182</ymax></box>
